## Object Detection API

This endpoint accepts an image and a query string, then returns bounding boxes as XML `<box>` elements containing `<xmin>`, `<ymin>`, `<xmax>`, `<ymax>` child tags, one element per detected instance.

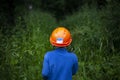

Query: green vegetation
<box><xmin>0</xmin><ymin>2</ymin><xmax>120</xmax><ymax>80</ymax></box>
<box><xmin>60</xmin><ymin>5</ymin><xmax>120</xmax><ymax>80</ymax></box>
<box><xmin>0</xmin><ymin>11</ymin><xmax>57</xmax><ymax>80</ymax></box>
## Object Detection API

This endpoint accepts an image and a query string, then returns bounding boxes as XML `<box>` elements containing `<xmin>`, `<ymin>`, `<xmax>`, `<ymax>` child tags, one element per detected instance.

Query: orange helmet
<box><xmin>50</xmin><ymin>27</ymin><xmax>72</xmax><ymax>47</ymax></box>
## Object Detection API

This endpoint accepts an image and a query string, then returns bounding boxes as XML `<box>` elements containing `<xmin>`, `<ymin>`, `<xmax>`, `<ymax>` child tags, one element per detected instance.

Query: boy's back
<box><xmin>42</xmin><ymin>48</ymin><xmax>78</xmax><ymax>80</ymax></box>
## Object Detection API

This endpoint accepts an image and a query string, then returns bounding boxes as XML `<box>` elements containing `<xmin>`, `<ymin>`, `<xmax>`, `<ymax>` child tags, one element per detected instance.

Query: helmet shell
<box><xmin>50</xmin><ymin>27</ymin><xmax>72</xmax><ymax>47</ymax></box>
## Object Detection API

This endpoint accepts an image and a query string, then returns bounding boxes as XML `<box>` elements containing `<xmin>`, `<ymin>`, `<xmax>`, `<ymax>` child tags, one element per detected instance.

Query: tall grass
<box><xmin>0</xmin><ymin>10</ymin><xmax>57</xmax><ymax>80</ymax></box>
<box><xmin>60</xmin><ymin>5</ymin><xmax>120</xmax><ymax>80</ymax></box>
<box><xmin>0</xmin><ymin>6</ymin><xmax>120</xmax><ymax>80</ymax></box>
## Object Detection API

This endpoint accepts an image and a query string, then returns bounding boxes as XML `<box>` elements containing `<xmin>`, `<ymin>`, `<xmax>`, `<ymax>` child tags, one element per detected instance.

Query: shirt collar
<box><xmin>55</xmin><ymin>47</ymin><xmax>67</xmax><ymax>53</ymax></box>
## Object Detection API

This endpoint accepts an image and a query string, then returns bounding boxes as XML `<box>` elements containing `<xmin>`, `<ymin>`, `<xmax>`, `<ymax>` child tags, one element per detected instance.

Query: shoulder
<box><xmin>70</xmin><ymin>52</ymin><xmax>78</xmax><ymax>61</ymax></box>
<box><xmin>69</xmin><ymin>52</ymin><xmax>78</xmax><ymax>63</ymax></box>
<box><xmin>68</xmin><ymin>52</ymin><xmax>77</xmax><ymax>57</ymax></box>
<box><xmin>44</xmin><ymin>50</ymin><xmax>55</xmax><ymax>58</ymax></box>
<box><xmin>67</xmin><ymin>52</ymin><xmax>78</xmax><ymax>59</ymax></box>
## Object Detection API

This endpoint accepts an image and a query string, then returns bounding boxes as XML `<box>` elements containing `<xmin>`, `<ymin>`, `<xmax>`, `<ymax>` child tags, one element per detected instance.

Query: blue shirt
<box><xmin>42</xmin><ymin>48</ymin><xmax>78</xmax><ymax>80</ymax></box>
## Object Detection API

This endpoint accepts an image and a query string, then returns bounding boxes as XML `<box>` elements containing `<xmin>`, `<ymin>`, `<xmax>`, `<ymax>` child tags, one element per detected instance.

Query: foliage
<box><xmin>59</xmin><ymin>5</ymin><xmax>120</xmax><ymax>80</ymax></box>
<box><xmin>0</xmin><ymin>1</ymin><xmax>120</xmax><ymax>80</ymax></box>
<box><xmin>0</xmin><ymin>10</ymin><xmax>57</xmax><ymax>80</ymax></box>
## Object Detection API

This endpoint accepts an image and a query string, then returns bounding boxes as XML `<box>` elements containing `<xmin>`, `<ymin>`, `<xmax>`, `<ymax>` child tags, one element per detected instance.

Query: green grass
<box><xmin>0</xmin><ymin>7</ymin><xmax>120</xmax><ymax>80</ymax></box>
<box><xmin>62</xmin><ymin>6</ymin><xmax>120</xmax><ymax>80</ymax></box>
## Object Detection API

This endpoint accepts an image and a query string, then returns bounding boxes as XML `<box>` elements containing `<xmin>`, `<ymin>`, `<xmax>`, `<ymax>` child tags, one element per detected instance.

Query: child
<box><xmin>42</xmin><ymin>27</ymin><xmax>78</xmax><ymax>80</ymax></box>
